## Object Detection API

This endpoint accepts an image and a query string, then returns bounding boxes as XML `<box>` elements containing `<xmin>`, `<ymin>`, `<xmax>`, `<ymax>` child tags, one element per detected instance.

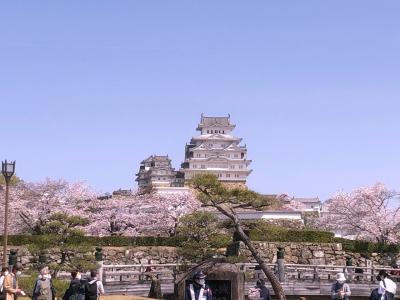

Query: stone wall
<box><xmin>0</xmin><ymin>246</ymin><xmax>179</xmax><ymax>270</ymax></box>
<box><xmin>1</xmin><ymin>242</ymin><xmax>399</xmax><ymax>270</ymax></box>
<box><xmin>233</xmin><ymin>241</ymin><xmax>400</xmax><ymax>267</ymax></box>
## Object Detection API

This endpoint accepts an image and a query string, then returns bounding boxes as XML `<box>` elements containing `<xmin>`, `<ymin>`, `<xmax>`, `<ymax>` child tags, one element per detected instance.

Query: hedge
<box><xmin>0</xmin><ymin>235</ymin><xmax>229</xmax><ymax>248</ymax></box>
<box><xmin>334</xmin><ymin>237</ymin><xmax>400</xmax><ymax>254</ymax></box>
<box><xmin>248</xmin><ymin>228</ymin><xmax>335</xmax><ymax>243</ymax></box>
<box><xmin>1</xmin><ymin>233</ymin><xmax>398</xmax><ymax>254</ymax></box>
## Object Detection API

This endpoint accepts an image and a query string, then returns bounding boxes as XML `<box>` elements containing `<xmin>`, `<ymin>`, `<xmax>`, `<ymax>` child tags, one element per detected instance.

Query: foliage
<box><xmin>176</xmin><ymin>211</ymin><xmax>230</xmax><ymax>262</ymax></box>
<box><xmin>191</xmin><ymin>174</ymin><xmax>271</xmax><ymax>210</ymax></box>
<box><xmin>318</xmin><ymin>183</ymin><xmax>400</xmax><ymax>243</ymax></box>
<box><xmin>0</xmin><ymin>175</ymin><xmax>22</xmax><ymax>186</ymax></box>
<box><xmin>18</xmin><ymin>273</ymin><xmax>69</xmax><ymax>298</ymax></box>
<box><xmin>334</xmin><ymin>238</ymin><xmax>400</xmax><ymax>254</ymax></box>
<box><xmin>247</xmin><ymin>223</ymin><xmax>335</xmax><ymax>243</ymax></box>
<box><xmin>27</xmin><ymin>212</ymin><xmax>96</xmax><ymax>274</ymax></box>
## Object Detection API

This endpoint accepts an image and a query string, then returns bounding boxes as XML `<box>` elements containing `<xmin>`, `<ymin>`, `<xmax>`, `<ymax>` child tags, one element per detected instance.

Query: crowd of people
<box><xmin>0</xmin><ymin>266</ymin><xmax>104</xmax><ymax>300</ymax></box>
<box><xmin>0</xmin><ymin>263</ymin><xmax>398</xmax><ymax>300</ymax></box>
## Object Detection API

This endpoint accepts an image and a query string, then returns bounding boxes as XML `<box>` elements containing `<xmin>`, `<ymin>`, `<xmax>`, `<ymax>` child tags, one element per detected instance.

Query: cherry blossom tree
<box><xmin>0</xmin><ymin>179</ymin><xmax>95</xmax><ymax>234</ymax></box>
<box><xmin>318</xmin><ymin>183</ymin><xmax>400</xmax><ymax>243</ymax></box>
<box><xmin>0</xmin><ymin>178</ymin><xmax>201</xmax><ymax>237</ymax></box>
<box><xmin>85</xmin><ymin>192</ymin><xmax>201</xmax><ymax>236</ymax></box>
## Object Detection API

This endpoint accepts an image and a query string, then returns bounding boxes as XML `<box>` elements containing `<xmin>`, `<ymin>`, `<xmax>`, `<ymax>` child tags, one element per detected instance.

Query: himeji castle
<box><xmin>180</xmin><ymin>114</ymin><xmax>252</xmax><ymax>186</ymax></box>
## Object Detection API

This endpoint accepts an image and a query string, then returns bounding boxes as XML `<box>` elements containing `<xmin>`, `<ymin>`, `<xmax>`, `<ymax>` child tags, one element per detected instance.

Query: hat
<box><xmin>193</xmin><ymin>271</ymin><xmax>206</xmax><ymax>279</ymax></box>
<box><xmin>336</xmin><ymin>273</ymin><xmax>346</xmax><ymax>281</ymax></box>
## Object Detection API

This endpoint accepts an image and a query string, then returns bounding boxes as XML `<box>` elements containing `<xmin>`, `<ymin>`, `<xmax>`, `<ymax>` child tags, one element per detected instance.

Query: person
<box><xmin>32</xmin><ymin>266</ymin><xmax>56</xmax><ymax>300</ymax></box>
<box><xmin>145</xmin><ymin>259</ymin><xmax>153</xmax><ymax>281</ymax></box>
<box><xmin>3</xmin><ymin>265</ymin><xmax>24</xmax><ymax>300</ymax></box>
<box><xmin>0</xmin><ymin>267</ymin><xmax>8</xmax><ymax>300</ymax></box>
<box><xmin>62</xmin><ymin>270</ymin><xmax>85</xmax><ymax>300</ymax></box>
<box><xmin>249</xmin><ymin>279</ymin><xmax>271</xmax><ymax>300</ymax></box>
<box><xmin>390</xmin><ymin>262</ymin><xmax>400</xmax><ymax>283</ymax></box>
<box><xmin>258</xmin><ymin>279</ymin><xmax>271</xmax><ymax>300</ymax></box>
<box><xmin>377</xmin><ymin>270</ymin><xmax>396</xmax><ymax>300</ymax></box>
<box><xmin>354</xmin><ymin>263</ymin><xmax>364</xmax><ymax>281</ymax></box>
<box><xmin>331</xmin><ymin>273</ymin><xmax>351</xmax><ymax>300</ymax></box>
<box><xmin>84</xmin><ymin>270</ymin><xmax>104</xmax><ymax>300</ymax></box>
<box><xmin>184</xmin><ymin>271</ymin><xmax>212</xmax><ymax>300</ymax></box>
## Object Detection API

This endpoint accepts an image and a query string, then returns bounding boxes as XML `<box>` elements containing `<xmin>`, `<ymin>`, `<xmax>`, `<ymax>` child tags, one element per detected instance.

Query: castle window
<box><xmin>234</xmin><ymin>154</ymin><xmax>238</xmax><ymax>158</ymax></box>
<box><xmin>226</xmin><ymin>174</ymin><xmax>230</xmax><ymax>178</ymax></box>
<box><xmin>201</xmin><ymin>165</ymin><xmax>206</xmax><ymax>169</ymax></box>
<box><xmin>196</xmin><ymin>153</ymin><xmax>201</xmax><ymax>158</ymax></box>
<box><xmin>207</xmin><ymin>130</ymin><xmax>209</xmax><ymax>133</ymax></box>
<box><xmin>235</xmin><ymin>174</ymin><xmax>240</xmax><ymax>178</ymax></box>
<box><xmin>223</xmin><ymin>130</ymin><xmax>225</xmax><ymax>133</ymax></box>
<box><xmin>230</xmin><ymin>165</ymin><xmax>235</xmax><ymax>169</ymax></box>
<box><xmin>218</xmin><ymin>173</ymin><xmax>222</xmax><ymax>178</ymax></box>
<box><xmin>239</xmin><ymin>165</ymin><xmax>243</xmax><ymax>169</ymax></box>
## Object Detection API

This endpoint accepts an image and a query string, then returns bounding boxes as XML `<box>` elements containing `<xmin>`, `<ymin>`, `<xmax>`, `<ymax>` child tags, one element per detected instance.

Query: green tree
<box><xmin>176</xmin><ymin>211</ymin><xmax>229</xmax><ymax>262</ymax></box>
<box><xmin>190</xmin><ymin>173</ymin><xmax>287</xmax><ymax>300</ymax></box>
<box><xmin>0</xmin><ymin>175</ymin><xmax>21</xmax><ymax>186</ymax></box>
<box><xmin>29</xmin><ymin>213</ymin><xmax>96</xmax><ymax>274</ymax></box>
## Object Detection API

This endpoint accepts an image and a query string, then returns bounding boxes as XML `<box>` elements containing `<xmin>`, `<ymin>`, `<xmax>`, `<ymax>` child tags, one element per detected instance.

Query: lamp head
<box><xmin>1</xmin><ymin>160</ymin><xmax>16</xmax><ymax>179</ymax></box>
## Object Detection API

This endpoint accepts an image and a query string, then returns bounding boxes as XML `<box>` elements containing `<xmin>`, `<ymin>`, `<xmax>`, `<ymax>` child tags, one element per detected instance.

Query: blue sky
<box><xmin>1</xmin><ymin>1</ymin><xmax>399</xmax><ymax>200</ymax></box>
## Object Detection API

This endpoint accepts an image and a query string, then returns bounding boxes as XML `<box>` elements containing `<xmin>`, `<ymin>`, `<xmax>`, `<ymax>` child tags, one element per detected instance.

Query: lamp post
<box><xmin>2</xmin><ymin>160</ymin><xmax>16</xmax><ymax>267</ymax></box>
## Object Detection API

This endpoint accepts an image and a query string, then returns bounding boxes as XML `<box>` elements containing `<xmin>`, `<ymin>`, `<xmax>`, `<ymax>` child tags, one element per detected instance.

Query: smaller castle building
<box><xmin>135</xmin><ymin>155</ymin><xmax>184</xmax><ymax>191</ymax></box>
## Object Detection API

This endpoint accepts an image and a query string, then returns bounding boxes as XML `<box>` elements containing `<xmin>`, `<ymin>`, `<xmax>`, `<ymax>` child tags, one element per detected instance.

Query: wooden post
<box><xmin>277</xmin><ymin>248</ymin><xmax>285</xmax><ymax>282</ymax></box>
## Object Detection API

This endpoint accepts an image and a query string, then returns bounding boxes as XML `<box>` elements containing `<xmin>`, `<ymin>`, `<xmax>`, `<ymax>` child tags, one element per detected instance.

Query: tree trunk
<box><xmin>215</xmin><ymin>205</ymin><xmax>286</xmax><ymax>300</ymax></box>
<box><xmin>235</xmin><ymin>223</ymin><xmax>286</xmax><ymax>300</ymax></box>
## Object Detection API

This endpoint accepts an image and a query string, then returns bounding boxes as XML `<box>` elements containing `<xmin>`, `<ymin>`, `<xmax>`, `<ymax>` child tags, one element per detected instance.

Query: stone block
<box><xmin>313</xmin><ymin>250</ymin><xmax>325</xmax><ymax>258</ymax></box>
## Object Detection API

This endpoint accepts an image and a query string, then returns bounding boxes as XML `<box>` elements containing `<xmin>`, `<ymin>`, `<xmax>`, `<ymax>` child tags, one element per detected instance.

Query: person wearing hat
<box><xmin>32</xmin><ymin>266</ymin><xmax>55</xmax><ymax>300</ymax></box>
<box><xmin>377</xmin><ymin>270</ymin><xmax>396</xmax><ymax>300</ymax></box>
<box><xmin>184</xmin><ymin>271</ymin><xmax>212</xmax><ymax>300</ymax></box>
<box><xmin>331</xmin><ymin>273</ymin><xmax>351</xmax><ymax>300</ymax></box>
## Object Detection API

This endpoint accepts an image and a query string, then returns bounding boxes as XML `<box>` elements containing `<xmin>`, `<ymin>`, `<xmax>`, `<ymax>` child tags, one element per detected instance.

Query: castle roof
<box><xmin>196</xmin><ymin>114</ymin><xmax>236</xmax><ymax>131</ymax></box>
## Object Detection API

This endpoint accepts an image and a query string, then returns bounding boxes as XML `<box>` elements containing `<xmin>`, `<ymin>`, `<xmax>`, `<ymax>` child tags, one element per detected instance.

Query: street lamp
<box><xmin>1</xmin><ymin>160</ymin><xmax>16</xmax><ymax>267</ymax></box>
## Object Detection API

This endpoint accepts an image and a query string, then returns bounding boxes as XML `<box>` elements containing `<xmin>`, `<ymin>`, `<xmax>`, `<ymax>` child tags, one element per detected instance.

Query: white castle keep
<box><xmin>180</xmin><ymin>114</ymin><xmax>252</xmax><ymax>185</ymax></box>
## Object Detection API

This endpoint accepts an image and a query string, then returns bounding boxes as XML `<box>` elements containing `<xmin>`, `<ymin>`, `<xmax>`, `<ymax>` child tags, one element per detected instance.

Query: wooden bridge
<box><xmin>101</xmin><ymin>263</ymin><xmax>400</xmax><ymax>298</ymax></box>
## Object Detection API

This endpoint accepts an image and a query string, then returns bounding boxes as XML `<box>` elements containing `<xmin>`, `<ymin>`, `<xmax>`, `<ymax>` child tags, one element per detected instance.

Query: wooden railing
<box><xmin>102</xmin><ymin>263</ymin><xmax>400</xmax><ymax>284</ymax></box>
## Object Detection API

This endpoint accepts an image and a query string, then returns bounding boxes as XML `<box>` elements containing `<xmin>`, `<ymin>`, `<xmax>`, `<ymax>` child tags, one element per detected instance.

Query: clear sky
<box><xmin>1</xmin><ymin>1</ymin><xmax>399</xmax><ymax>200</ymax></box>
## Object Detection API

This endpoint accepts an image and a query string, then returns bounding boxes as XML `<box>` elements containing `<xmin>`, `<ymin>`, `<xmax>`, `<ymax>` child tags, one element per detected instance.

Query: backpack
<box><xmin>382</xmin><ymin>279</ymin><xmax>395</xmax><ymax>300</ymax></box>
<box><xmin>248</xmin><ymin>287</ymin><xmax>261</xmax><ymax>300</ymax></box>
<box><xmin>370</xmin><ymin>288</ymin><xmax>380</xmax><ymax>300</ymax></box>
<box><xmin>85</xmin><ymin>280</ymin><xmax>98</xmax><ymax>300</ymax></box>
<box><xmin>63</xmin><ymin>280</ymin><xmax>82</xmax><ymax>300</ymax></box>
<box><xmin>37</xmin><ymin>279</ymin><xmax>51</xmax><ymax>300</ymax></box>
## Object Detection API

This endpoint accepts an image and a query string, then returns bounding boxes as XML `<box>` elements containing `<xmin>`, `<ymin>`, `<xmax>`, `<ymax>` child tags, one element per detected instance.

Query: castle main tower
<box><xmin>180</xmin><ymin>114</ymin><xmax>252</xmax><ymax>186</ymax></box>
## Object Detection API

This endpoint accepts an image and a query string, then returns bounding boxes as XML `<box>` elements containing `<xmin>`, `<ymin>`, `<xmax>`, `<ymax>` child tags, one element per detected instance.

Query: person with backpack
<box><xmin>84</xmin><ymin>270</ymin><xmax>104</xmax><ymax>300</ymax></box>
<box><xmin>62</xmin><ymin>271</ymin><xmax>85</xmax><ymax>300</ymax></box>
<box><xmin>32</xmin><ymin>266</ymin><xmax>55</xmax><ymax>300</ymax></box>
<box><xmin>377</xmin><ymin>270</ymin><xmax>397</xmax><ymax>300</ymax></box>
